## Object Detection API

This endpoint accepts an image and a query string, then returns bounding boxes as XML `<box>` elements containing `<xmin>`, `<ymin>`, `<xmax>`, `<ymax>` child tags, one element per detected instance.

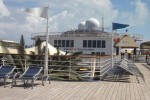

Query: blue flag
<box><xmin>112</xmin><ymin>23</ymin><xmax>129</xmax><ymax>30</ymax></box>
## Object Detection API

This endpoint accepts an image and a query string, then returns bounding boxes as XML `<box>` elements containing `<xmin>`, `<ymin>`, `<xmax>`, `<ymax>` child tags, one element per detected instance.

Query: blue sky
<box><xmin>0</xmin><ymin>0</ymin><xmax>149</xmax><ymax>45</ymax></box>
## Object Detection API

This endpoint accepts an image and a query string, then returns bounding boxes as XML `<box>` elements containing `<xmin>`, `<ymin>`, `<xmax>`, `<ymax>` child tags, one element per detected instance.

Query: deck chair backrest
<box><xmin>0</xmin><ymin>66</ymin><xmax>16</xmax><ymax>74</ymax></box>
<box><xmin>23</xmin><ymin>66</ymin><xmax>43</xmax><ymax>76</ymax></box>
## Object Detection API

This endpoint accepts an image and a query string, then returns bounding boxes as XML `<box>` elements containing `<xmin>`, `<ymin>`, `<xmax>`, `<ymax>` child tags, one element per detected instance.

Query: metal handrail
<box><xmin>0</xmin><ymin>54</ymin><xmax>120</xmax><ymax>80</ymax></box>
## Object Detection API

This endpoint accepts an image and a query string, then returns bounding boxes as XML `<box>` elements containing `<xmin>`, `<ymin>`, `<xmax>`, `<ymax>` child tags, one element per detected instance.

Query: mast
<box><xmin>102</xmin><ymin>17</ymin><xmax>104</xmax><ymax>31</ymax></box>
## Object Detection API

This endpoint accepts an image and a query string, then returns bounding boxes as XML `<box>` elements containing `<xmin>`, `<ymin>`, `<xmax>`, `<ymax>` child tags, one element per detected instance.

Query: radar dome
<box><xmin>78</xmin><ymin>22</ymin><xmax>85</xmax><ymax>29</ymax></box>
<box><xmin>85</xmin><ymin>18</ymin><xmax>100</xmax><ymax>29</ymax></box>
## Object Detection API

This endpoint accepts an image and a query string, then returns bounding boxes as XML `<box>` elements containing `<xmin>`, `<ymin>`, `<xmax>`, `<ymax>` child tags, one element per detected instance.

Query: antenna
<box><xmin>102</xmin><ymin>17</ymin><xmax>104</xmax><ymax>31</ymax></box>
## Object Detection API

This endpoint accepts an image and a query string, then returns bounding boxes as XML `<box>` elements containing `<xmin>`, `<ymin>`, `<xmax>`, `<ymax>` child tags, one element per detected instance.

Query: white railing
<box><xmin>31</xmin><ymin>32</ymin><xmax>111</xmax><ymax>40</ymax></box>
<box><xmin>0</xmin><ymin>55</ymin><xmax>120</xmax><ymax>81</ymax></box>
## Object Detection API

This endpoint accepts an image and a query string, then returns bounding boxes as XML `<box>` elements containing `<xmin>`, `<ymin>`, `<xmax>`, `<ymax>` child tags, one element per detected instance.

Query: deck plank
<box><xmin>0</xmin><ymin>63</ymin><xmax>150</xmax><ymax>100</ymax></box>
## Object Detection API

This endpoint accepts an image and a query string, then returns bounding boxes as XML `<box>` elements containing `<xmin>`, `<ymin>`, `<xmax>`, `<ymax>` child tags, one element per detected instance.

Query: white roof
<box><xmin>25</xmin><ymin>41</ymin><xmax>66</xmax><ymax>55</ymax></box>
<box><xmin>1</xmin><ymin>40</ymin><xmax>19</xmax><ymax>44</ymax></box>
<box><xmin>41</xmin><ymin>41</ymin><xmax>66</xmax><ymax>55</ymax></box>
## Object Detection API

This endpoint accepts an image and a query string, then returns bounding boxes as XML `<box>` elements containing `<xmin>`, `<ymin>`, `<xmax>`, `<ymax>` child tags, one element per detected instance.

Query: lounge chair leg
<box><xmin>11</xmin><ymin>79</ymin><xmax>14</xmax><ymax>88</ymax></box>
<box><xmin>49</xmin><ymin>77</ymin><xmax>51</xmax><ymax>84</ymax></box>
<box><xmin>42</xmin><ymin>76</ymin><xmax>44</xmax><ymax>86</ymax></box>
<box><xmin>4</xmin><ymin>78</ymin><xmax>6</xmax><ymax>88</ymax></box>
<box><xmin>32</xmin><ymin>79</ymin><xmax>34</xmax><ymax>89</ymax></box>
<box><xmin>24</xmin><ymin>80</ymin><xmax>26</xmax><ymax>89</ymax></box>
<box><xmin>42</xmin><ymin>76</ymin><xmax>49</xmax><ymax>86</ymax></box>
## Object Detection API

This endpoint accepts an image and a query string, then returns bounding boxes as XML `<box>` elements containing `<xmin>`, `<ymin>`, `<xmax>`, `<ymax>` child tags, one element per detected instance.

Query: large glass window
<box><xmin>96</xmin><ymin>52</ymin><xmax>100</xmax><ymax>55</ymax></box>
<box><xmin>54</xmin><ymin>40</ymin><xmax>57</xmax><ymax>47</ymax></box>
<box><xmin>101</xmin><ymin>52</ymin><xmax>105</xmax><ymax>55</ymax></box>
<box><xmin>91</xmin><ymin>52</ymin><xmax>95</xmax><ymax>55</ymax></box>
<box><xmin>88</xmin><ymin>40</ymin><xmax>92</xmax><ymax>48</ymax></box>
<box><xmin>102</xmin><ymin>40</ymin><xmax>106</xmax><ymax>48</ymax></box>
<box><xmin>83</xmin><ymin>40</ymin><xmax>87</xmax><ymax>48</ymax></box>
<box><xmin>93</xmin><ymin>40</ymin><xmax>96</xmax><ymax>48</ymax></box>
<box><xmin>62</xmin><ymin>40</ymin><xmax>65</xmax><ymax>47</ymax></box>
<box><xmin>54</xmin><ymin>40</ymin><xmax>74</xmax><ymax>47</ymax></box>
<box><xmin>58</xmin><ymin>40</ymin><xmax>61</xmax><ymax>47</ymax></box>
<box><xmin>70</xmin><ymin>40</ymin><xmax>74</xmax><ymax>47</ymax></box>
<box><xmin>83</xmin><ymin>40</ymin><xmax>106</xmax><ymax>48</ymax></box>
<box><xmin>97</xmin><ymin>40</ymin><xmax>101</xmax><ymax>48</ymax></box>
<box><xmin>66</xmin><ymin>40</ymin><xmax>70</xmax><ymax>47</ymax></box>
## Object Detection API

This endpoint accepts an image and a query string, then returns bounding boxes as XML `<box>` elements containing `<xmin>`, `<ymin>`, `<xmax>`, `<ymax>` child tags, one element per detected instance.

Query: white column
<box><xmin>111</xmin><ymin>32</ymin><xmax>114</xmax><ymax>68</ymax></box>
<box><xmin>44</xmin><ymin>5</ymin><xmax>50</xmax><ymax>76</ymax></box>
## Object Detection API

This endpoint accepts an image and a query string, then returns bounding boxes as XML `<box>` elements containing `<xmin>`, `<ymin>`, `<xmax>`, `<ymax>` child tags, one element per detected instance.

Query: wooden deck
<box><xmin>0</xmin><ymin>63</ymin><xmax>150</xmax><ymax>100</ymax></box>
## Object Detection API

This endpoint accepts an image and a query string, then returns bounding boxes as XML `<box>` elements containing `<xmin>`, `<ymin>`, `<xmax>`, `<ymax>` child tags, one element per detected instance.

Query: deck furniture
<box><xmin>11</xmin><ymin>66</ymin><xmax>43</xmax><ymax>89</ymax></box>
<box><xmin>0</xmin><ymin>66</ymin><xmax>16</xmax><ymax>88</ymax></box>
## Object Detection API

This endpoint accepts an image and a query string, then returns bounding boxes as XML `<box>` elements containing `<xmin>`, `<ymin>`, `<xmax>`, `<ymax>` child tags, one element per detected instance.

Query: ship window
<box><xmin>96</xmin><ymin>52</ymin><xmax>100</xmax><ymax>55</ymax></box>
<box><xmin>54</xmin><ymin>40</ymin><xmax>57</xmax><ymax>44</ymax></box>
<box><xmin>70</xmin><ymin>40</ymin><xmax>74</xmax><ymax>47</ymax></box>
<box><xmin>66</xmin><ymin>40</ymin><xmax>69</xmax><ymax>47</ymax></box>
<box><xmin>83</xmin><ymin>40</ymin><xmax>87</xmax><ymax>48</ymax></box>
<box><xmin>91</xmin><ymin>52</ymin><xmax>95</xmax><ymax>55</ymax></box>
<box><xmin>54</xmin><ymin>40</ymin><xmax>57</xmax><ymax>47</ymax></box>
<box><xmin>102</xmin><ymin>40</ymin><xmax>106</xmax><ymax>48</ymax></box>
<box><xmin>101</xmin><ymin>52</ymin><xmax>105</xmax><ymax>55</ymax></box>
<box><xmin>58</xmin><ymin>40</ymin><xmax>61</xmax><ymax>47</ymax></box>
<box><xmin>62</xmin><ymin>40</ymin><xmax>65</xmax><ymax>47</ymax></box>
<box><xmin>97</xmin><ymin>40</ymin><xmax>101</xmax><ymax>48</ymax></box>
<box><xmin>93</xmin><ymin>40</ymin><xmax>96</xmax><ymax>48</ymax></box>
<box><xmin>88</xmin><ymin>40</ymin><xmax>92</xmax><ymax>48</ymax></box>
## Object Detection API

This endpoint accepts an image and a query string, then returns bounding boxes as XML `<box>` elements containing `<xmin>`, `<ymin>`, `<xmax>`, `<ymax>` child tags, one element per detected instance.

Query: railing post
<box><xmin>99</xmin><ymin>57</ymin><xmax>101</xmax><ymax>80</ymax></box>
<box><xmin>69</xmin><ymin>57</ymin><xmax>71</xmax><ymax>80</ymax></box>
<box><xmin>25</xmin><ymin>58</ymin><xmax>27</xmax><ymax>71</ymax></box>
<box><xmin>93</xmin><ymin>57</ymin><xmax>96</xmax><ymax>79</ymax></box>
<box><xmin>2</xmin><ymin>55</ymin><xmax>5</xmax><ymax>66</ymax></box>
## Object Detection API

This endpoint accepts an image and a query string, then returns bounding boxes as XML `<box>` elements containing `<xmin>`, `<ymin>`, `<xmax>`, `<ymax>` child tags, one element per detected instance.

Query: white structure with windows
<box><xmin>31</xmin><ymin>18</ymin><xmax>143</xmax><ymax>55</ymax></box>
<box><xmin>31</xmin><ymin>18</ymin><xmax>113</xmax><ymax>55</ymax></box>
<box><xmin>32</xmin><ymin>29</ymin><xmax>113</xmax><ymax>55</ymax></box>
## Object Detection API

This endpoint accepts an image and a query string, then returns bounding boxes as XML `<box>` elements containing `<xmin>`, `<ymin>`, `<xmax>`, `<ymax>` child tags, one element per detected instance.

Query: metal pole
<box><xmin>111</xmin><ymin>32</ymin><xmax>114</xmax><ymax>68</ymax></box>
<box><xmin>119</xmin><ymin>35</ymin><xmax>122</xmax><ymax>59</ymax></box>
<box><xmin>69</xmin><ymin>57</ymin><xmax>71</xmax><ymax>80</ymax></box>
<box><xmin>44</xmin><ymin>5</ymin><xmax>49</xmax><ymax>76</ymax></box>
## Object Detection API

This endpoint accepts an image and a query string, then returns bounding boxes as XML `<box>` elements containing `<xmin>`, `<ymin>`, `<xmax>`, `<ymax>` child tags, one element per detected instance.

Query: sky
<box><xmin>0</xmin><ymin>0</ymin><xmax>150</xmax><ymax>45</ymax></box>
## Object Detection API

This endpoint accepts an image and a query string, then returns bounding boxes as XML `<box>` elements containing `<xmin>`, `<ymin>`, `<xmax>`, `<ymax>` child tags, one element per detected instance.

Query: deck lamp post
<box><xmin>25</xmin><ymin>5</ymin><xmax>50</xmax><ymax>76</ymax></box>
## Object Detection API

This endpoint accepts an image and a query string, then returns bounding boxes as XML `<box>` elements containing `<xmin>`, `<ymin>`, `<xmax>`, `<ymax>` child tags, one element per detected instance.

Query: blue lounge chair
<box><xmin>11</xmin><ymin>66</ymin><xmax>43</xmax><ymax>89</ymax></box>
<box><xmin>0</xmin><ymin>66</ymin><xmax>16</xmax><ymax>88</ymax></box>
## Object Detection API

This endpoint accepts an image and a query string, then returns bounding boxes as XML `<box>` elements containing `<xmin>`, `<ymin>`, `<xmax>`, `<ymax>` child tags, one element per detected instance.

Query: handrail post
<box><xmin>2</xmin><ymin>55</ymin><xmax>5</xmax><ymax>66</ymax></box>
<box><xmin>25</xmin><ymin>58</ymin><xmax>27</xmax><ymax>71</ymax></box>
<box><xmin>69</xmin><ymin>57</ymin><xmax>71</xmax><ymax>80</ymax></box>
<box><xmin>99</xmin><ymin>57</ymin><xmax>101</xmax><ymax>80</ymax></box>
<box><xmin>92</xmin><ymin>56</ymin><xmax>96</xmax><ymax>79</ymax></box>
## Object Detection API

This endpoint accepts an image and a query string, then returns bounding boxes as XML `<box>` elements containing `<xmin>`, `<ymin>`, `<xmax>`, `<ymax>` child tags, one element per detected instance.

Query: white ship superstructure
<box><xmin>31</xmin><ymin>18</ymin><xmax>143</xmax><ymax>55</ymax></box>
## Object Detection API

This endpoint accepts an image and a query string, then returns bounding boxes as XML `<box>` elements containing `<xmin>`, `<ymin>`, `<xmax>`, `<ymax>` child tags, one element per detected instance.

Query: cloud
<box><xmin>1</xmin><ymin>0</ymin><xmax>149</xmax><ymax>45</ymax></box>
<box><xmin>0</xmin><ymin>0</ymin><xmax>119</xmax><ymax>44</ymax></box>
<box><xmin>0</xmin><ymin>0</ymin><xmax>10</xmax><ymax>18</ymax></box>
<box><xmin>47</xmin><ymin>0</ymin><xmax>118</xmax><ymax>31</ymax></box>
<box><xmin>120</xmin><ymin>0</ymin><xmax>149</xmax><ymax>26</ymax></box>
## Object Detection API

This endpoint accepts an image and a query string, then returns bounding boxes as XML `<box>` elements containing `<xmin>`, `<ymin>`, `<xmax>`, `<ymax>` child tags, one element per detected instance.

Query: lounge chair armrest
<box><xmin>13</xmin><ymin>72</ymin><xmax>22</xmax><ymax>79</ymax></box>
<box><xmin>11</xmin><ymin>72</ymin><xmax>22</xmax><ymax>88</ymax></box>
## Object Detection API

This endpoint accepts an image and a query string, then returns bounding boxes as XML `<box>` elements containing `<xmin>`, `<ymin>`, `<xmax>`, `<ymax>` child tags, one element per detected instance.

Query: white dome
<box><xmin>85</xmin><ymin>18</ymin><xmax>100</xmax><ymax>29</ymax></box>
<box><xmin>78</xmin><ymin>22</ymin><xmax>85</xmax><ymax>29</ymax></box>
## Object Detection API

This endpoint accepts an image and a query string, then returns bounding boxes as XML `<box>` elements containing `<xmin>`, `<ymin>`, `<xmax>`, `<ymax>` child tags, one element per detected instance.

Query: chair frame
<box><xmin>0</xmin><ymin>65</ymin><xmax>16</xmax><ymax>88</ymax></box>
<box><xmin>11</xmin><ymin>66</ymin><xmax>43</xmax><ymax>89</ymax></box>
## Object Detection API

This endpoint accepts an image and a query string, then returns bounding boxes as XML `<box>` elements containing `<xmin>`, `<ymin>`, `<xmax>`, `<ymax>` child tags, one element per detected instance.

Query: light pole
<box><xmin>111</xmin><ymin>32</ymin><xmax>114</xmax><ymax>68</ymax></box>
<box><xmin>44</xmin><ymin>5</ymin><xmax>50</xmax><ymax>76</ymax></box>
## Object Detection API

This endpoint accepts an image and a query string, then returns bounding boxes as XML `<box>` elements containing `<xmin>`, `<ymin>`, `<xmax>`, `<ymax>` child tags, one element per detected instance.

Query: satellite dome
<box><xmin>78</xmin><ymin>22</ymin><xmax>85</xmax><ymax>29</ymax></box>
<box><xmin>85</xmin><ymin>18</ymin><xmax>100</xmax><ymax>29</ymax></box>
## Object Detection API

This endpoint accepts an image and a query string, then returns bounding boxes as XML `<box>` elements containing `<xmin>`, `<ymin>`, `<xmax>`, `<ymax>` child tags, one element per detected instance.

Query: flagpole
<box><xmin>119</xmin><ymin>35</ymin><xmax>122</xmax><ymax>59</ymax></box>
<box><xmin>111</xmin><ymin>30</ymin><xmax>114</xmax><ymax>68</ymax></box>
<box><xmin>44</xmin><ymin>5</ymin><xmax>50</xmax><ymax>76</ymax></box>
